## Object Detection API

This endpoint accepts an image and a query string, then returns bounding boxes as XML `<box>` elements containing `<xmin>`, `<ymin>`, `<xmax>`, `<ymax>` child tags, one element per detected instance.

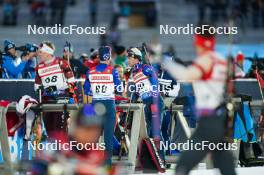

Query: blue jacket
<box><xmin>132</xmin><ymin>63</ymin><xmax>159</xmax><ymax>101</ymax></box>
<box><xmin>84</xmin><ymin>63</ymin><xmax>121</xmax><ymax>100</ymax></box>
<box><xmin>23</xmin><ymin>58</ymin><xmax>37</xmax><ymax>79</ymax></box>
<box><xmin>156</xmin><ymin>64</ymin><xmax>179</xmax><ymax>97</ymax></box>
<box><xmin>132</xmin><ymin>63</ymin><xmax>163</xmax><ymax>138</ymax></box>
<box><xmin>2</xmin><ymin>54</ymin><xmax>27</xmax><ymax>79</ymax></box>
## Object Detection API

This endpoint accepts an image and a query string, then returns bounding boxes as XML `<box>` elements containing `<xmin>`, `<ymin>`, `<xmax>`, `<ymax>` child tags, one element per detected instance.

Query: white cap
<box><xmin>130</xmin><ymin>47</ymin><xmax>142</xmax><ymax>58</ymax></box>
<box><xmin>39</xmin><ymin>43</ymin><xmax>55</xmax><ymax>55</ymax></box>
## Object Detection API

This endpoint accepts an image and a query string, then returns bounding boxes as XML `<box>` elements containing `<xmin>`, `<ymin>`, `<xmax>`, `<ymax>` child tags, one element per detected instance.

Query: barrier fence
<box><xmin>0</xmin><ymin>78</ymin><xmax>263</xmax><ymax>101</ymax></box>
<box><xmin>0</xmin><ymin>103</ymin><xmax>147</xmax><ymax>173</ymax></box>
<box><xmin>1</xmin><ymin>100</ymin><xmax>264</xmax><ymax>173</ymax></box>
<box><xmin>0</xmin><ymin>78</ymin><xmax>264</xmax><ymax>174</ymax></box>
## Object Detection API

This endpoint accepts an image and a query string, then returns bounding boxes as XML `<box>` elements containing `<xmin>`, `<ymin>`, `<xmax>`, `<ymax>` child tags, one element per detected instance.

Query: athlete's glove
<box><xmin>16</xmin><ymin>95</ymin><xmax>38</xmax><ymax>115</ymax></box>
<box><xmin>67</xmin><ymin>82</ymin><xmax>78</xmax><ymax>103</ymax></box>
<box><xmin>148</xmin><ymin>53</ymin><xmax>166</xmax><ymax>64</ymax></box>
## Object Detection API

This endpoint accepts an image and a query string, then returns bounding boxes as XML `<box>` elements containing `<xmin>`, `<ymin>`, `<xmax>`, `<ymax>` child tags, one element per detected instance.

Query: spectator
<box><xmin>22</xmin><ymin>43</ymin><xmax>39</xmax><ymax>79</ymax></box>
<box><xmin>261</xmin><ymin>0</ymin><xmax>264</xmax><ymax>28</ymax></box>
<box><xmin>3</xmin><ymin>0</ymin><xmax>18</xmax><ymax>26</ymax></box>
<box><xmin>109</xmin><ymin>27</ymin><xmax>121</xmax><ymax>47</ymax></box>
<box><xmin>68</xmin><ymin>0</ymin><xmax>76</xmax><ymax>6</ymax></box>
<box><xmin>196</xmin><ymin>0</ymin><xmax>209</xmax><ymax>23</ymax></box>
<box><xmin>114</xmin><ymin>45</ymin><xmax>127</xmax><ymax>70</ymax></box>
<box><xmin>30</xmin><ymin>0</ymin><xmax>47</xmax><ymax>26</ymax></box>
<box><xmin>83</xmin><ymin>48</ymin><xmax>100</xmax><ymax>69</ymax></box>
<box><xmin>114</xmin><ymin>64</ymin><xmax>124</xmax><ymax>81</ymax></box>
<box><xmin>209</xmin><ymin>0</ymin><xmax>229</xmax><ymax>24</ymax></box>
<box><xmin>99</xmin><ymin>33</ymin><xmax>108</xmax><ymax>47</ymax></box>
<box><xmin>145</xmin><ymin>4</ymin><xmax>157</xmax><ymax>27</ymax></box>
<box><xmin>89</xmin><ymin>0</ymin><xmax>98</xmax><ymax>26</ymax></box>
<box><xmin>120</xmin><ymin>3</ymin><xmax>131</xmax><ymax>17</ymax></box>
<box><xmin>231</xmin><ymin>0</ymin><xmax>248</xmax><ymax>32</ymax></box>
<box><xmin>166</xmin><ymin>44</ymin><xmax>177</xmax><ymax>58</ymax></box>
<box><xmin>110</xmin><ymin>12</ymin><xmax>119</xmax><ymax>29</ymax></box>
<box><xmin>79</xmin><ymin>53</ymin><xmax>89</xmax><ymax>64</ymax></box>
<box><xmin>114</xmin><ymin>64</ymin><xmax>126</xmax><ymax>97</ymax></box>
<box><xmin>2</xmin><ymin>40</ymin><xmax>31</xmax><ymax>78</ymax></box>
<box><xmin>235</xmin><ymin>51</ymin><xmax>246</xmax><ymax>78</ymax></box>
<box><xmin>251</xmin><ymin>0</ymin><xmax>262</xmax><ymax>28</ymax></box>
<box><xmin>62</xmin><ymin>42</ymin><xmax>88</xmax><ymax>78</ymax></box>
<box><xmin>50</xmin><ymin>0</ymin><xmax>67</xmax><ymax>25</ymax></box>
<box><xmin>63</xmin><ymin>42</ymin><xmax>87</xmax><ymax>103</ymax></box>
<box><xmin>117</xmin><ymin>2</ymin><xmax>131</xmax><ymax>30</ymax></box>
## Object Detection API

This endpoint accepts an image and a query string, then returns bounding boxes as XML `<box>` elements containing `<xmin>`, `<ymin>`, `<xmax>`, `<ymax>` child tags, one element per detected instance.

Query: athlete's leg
<box><xmin>176</xmin><ymin>115</ymin><xmax>222</xmax><ymax>174</ymax></box>
<box><xmin>161</xmin><ymin>110</ymin><xmax>171</xmax><ymax>154</ymax></box>
<box><xmin>144</xmin><ymin>101</ymin><xmax>153</xmax><ymax>137</ymax></box>
<box><xmin>212</xmin><ymin>150</ymin><xmax>236</xmax><ymax>175</ymax></box>
<box><xmin>102</xmin><ymin>100</ymin><xmax>116</xmax><ymax>165</ymax></box>
<box><xmin>176</xmin><ymin>127</ymin><xmax>209</xmax><ymax>175</ymax></box>
<box><xmin>159</xmin><ymin>96</ymin><xmax>166</xmax><ymax>140</ymax></box>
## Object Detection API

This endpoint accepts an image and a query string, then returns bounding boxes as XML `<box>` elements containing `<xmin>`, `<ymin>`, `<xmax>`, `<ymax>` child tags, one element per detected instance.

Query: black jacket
<box><xmin>69</xmin><ymin>58</ymin><xmax>88</xmax><ymax>78</ymax></box>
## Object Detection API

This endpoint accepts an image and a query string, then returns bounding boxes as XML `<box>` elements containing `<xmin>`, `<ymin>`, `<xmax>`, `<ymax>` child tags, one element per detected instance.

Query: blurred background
<box><xmin>1</xmin><ymin>2</ymin><xmax>264</xmax><ymax>173</ymax></box>
<box><xmin>0</xmin><ymin>0</ymin><xmax>264</xmax><ymax>60</ymax></box>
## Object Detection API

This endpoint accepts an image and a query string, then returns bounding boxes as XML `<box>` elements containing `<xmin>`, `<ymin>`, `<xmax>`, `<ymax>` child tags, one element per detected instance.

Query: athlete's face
<box><xmin>93</xmin><ymin>55</ymin><xmax>100</xmax><ymax>64</ymax></box>
<box><xmin>37</xmin><ymin>50</ymin><xmax>52</xmax><ymax>62</ymax></box>
<box><xmin>116</xmin><ymin>66</ymin><xmax>124</xmax><ymax>80</ymax></box>
<box><xmin>28</xmin><ymin>52</ymin><xmax>36</xmax><ymax>58</ymax></box>
<box><xmin>8</xmin><ymin>48</ymin><xmax>17</xmax><ymax>57</ymax></box>
<box><xmin>63</xmin><ymin>51</ymin><xmax>73</xmax><ymax>59</ymax></box>
<box><xmin>94</xmin><ymin>58</ymin><xmax>100</xmax><ymax>64</ymax></box>
<box><xmin>195</xmin><ymin>45</ymin><xmax>206</xmax><ymax>56</ymax></box>
<box><xmin>237</xmin><ymin>59</ymin><xmax>244</xmax><ymax>67</ymax></box>
<box><xmin>128</xmin><ymin>56</ymin><xmax>138</xmax><ymax>67</ymax></box>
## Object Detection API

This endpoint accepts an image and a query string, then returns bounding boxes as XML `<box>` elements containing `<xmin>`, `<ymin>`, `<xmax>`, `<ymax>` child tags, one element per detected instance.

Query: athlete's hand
<box><xmin>22</xmin><ymin>52</ymin><xmax>35</xmax><ymax>61</ymax></box>
<box><xmin>149</xmin><ymin>54</ymin><xmax>172</xmax><ymax>65</ymax></box>
<box><xmin>148</xmin><ymin>55</ymin><xmax>162</xmax><ymax>64</ymax></box>
<box><xmin>21</xmin><ymin>54</ymin><xmax>30</xmax><ymax>61</ymax></box>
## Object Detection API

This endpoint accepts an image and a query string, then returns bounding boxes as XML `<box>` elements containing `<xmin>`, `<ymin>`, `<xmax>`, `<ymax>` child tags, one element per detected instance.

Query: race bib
<box><xmin>89</xmin><ymin>74</ymin><xmax>115</xmax><ymax>99</ymax></box>
<box><xmin>42</xmin><ymin>74</ymin><xmax>64</xmax><ymax>87</ymax></box>
<box><xmin>38</xmin><ymin>64</ymin><xmax>67</xmax><ymax>90</ymax></box>
<box><xmin>133</xmin><ymin>72</ymin><xmax>152</xmax><ymax>96</ymax></box>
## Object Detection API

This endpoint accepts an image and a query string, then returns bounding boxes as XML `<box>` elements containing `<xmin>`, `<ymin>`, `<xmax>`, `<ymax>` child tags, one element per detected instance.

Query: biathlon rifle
<box><xmin>118</xmin><ymin>93</ymin><xmax>133</xmax><ymax>160</ymax></box>
<box><xmin>141</xmin><ymin>42</ymin><xmax>161</xmax><ymax>143</ymax></box>
<box><xmin>224</xmin><ymin>21</ymin><xmax>236</xmax><ymax>140</ymax></box>
<box><xmin>142</xmin><ymin>42</ymin><xmax>152</xmax><ymax>65</ymax></box>
<box><xmin>225</xmin><ymin>55</ymin><xmax>235</xmax><ymax>140</ymax></box>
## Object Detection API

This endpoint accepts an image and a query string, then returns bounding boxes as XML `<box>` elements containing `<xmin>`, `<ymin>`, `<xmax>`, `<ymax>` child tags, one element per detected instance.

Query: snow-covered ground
<box><xmin>133</xmin><ymin>167</ymin><xmax>264</xmax><ymax>175</ymax></box>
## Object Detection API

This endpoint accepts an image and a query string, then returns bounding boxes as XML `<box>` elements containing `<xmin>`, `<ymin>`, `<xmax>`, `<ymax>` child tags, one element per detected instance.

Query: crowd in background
<box><xmin>1</xmin><ymin>37</ymin><xmax>257</xmax><ymax>87</ymax></box>
<box><xmin>194</xmin><ymin>0</ymin><xmax>264</xmax><ymax>29</ymax></box>
<box><xmin>1</xmin><ymin>0</ymin><xmax>86</xmax><ymax>26</ymax></box>
<box><xmin>0</xmin><ymin>39</ymin><xmax>179</xmax><ymax>81</ymax></box>
<box><xmin>1</xmin><ymin>0</ymin><xmax>264</xmax><ymax>29</ymax></box>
